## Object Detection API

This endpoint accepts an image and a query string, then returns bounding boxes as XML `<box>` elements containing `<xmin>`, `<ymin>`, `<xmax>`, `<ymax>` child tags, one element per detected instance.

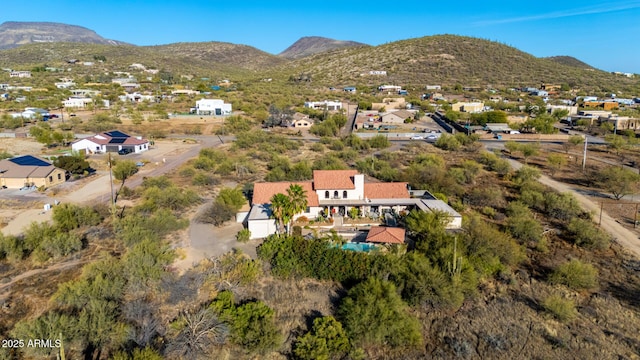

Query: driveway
<box><xmin>173</xmin><ymin>203</ymin><xmax>261</xmax><ymax>271</ymax></box>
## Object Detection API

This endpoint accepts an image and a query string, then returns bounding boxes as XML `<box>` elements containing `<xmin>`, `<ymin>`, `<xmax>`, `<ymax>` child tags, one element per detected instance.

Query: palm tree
<box><xmin>286</xmin><ymin>184</ymin><xmax>308</xmax><ymax>235</ymax></box>
<box><xmin>270</xmin><ymin>193</ymin><xmax>290</xmax><ymax>235</ymax></box>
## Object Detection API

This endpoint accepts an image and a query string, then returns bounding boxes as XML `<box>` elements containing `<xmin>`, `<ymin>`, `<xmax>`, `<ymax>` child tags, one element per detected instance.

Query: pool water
<box><xmin>341</xmin><ymin>243</ymin><xmax>378</xmax><ymax>252</ymax></box>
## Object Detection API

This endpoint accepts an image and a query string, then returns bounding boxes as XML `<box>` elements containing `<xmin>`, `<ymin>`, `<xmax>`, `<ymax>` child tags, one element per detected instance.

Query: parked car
<box><xmin>49</xmin><ymin>114</ymin><xmax>59</xmax><ymax>118</ymax></box>
<box><xmin>410</xmin><ymin>135</ymin><xmax>424</xmax><ymax>140</ymax></box>
<box><xmin>118</xmin><ymin>148</ymin><xmax>132</xmax><ymax>155</ymax></box>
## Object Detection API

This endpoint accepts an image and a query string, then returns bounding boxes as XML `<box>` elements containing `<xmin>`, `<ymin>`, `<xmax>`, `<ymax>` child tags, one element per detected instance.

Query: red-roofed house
<box><xmin>244</xmin><ymin>169</ymin><xmax>461</xmax><ymax>239</ymax></box>
<box><xmin>71</xmin><ymin>130</ymin><xmax>150</xmax><ymax>154</ymax></box>
<box><xmin>366</xmin><ymin>226</ymin><xmax>405</xmax><ymax>244</ymax></box>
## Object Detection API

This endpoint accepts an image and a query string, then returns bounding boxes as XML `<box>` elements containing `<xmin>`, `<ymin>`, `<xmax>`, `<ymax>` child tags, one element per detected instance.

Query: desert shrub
<box><xmin>543</xmin><ymin>192</ymin><xmax>584</xmax><ymax>221</ymax></box>
<box><xmin>434</xmin><ymin>133</ymin><xmax>461</xmax><ymax>151</ymax></box>
<box><xmin>293</xmin><ymin>316</ymin><xmax>350</xmax><ymax>360</ymax></box>
<box><xmin>236</xmin><ymin>228</ymin><xmax>251</xmax><ymax>243</ymax></box>
<box><xmin>368</xmin><ymin>135</ymin><xmax>391</xmax><ymax>149</ymax></box>
<box><xmin>192</xmin><ymin>157</ymin><xmax>216</xmax><ymax>171</ymax></box>
<box><xmin>179</xmin><ymin>166</ymin><xmax>196</xmax><ymax>177</ymax></box>
<box><xmin>550</xmin><ymin>259</ymin><xmax>598</xmax><ymax>290</ymax></box>
<box><xmin>52</xmin><ymin>203</ymin><xmax>102</xmax><ymax>232</ymax></box>
<box><xmin>512</xmin><ymin>165</ymin><xmax>541</xmax><ymax>185</ymax></box>
<box><xmin>192</xmin><ymin>173</ymin><xmax>219</xmax><ymax>186</ymax></box>
<box><xmin>310</xmin><ymin>143</ymin><xmax>324</xmax><ymax>152</ymax></box>
<box><xmin>216</xmin><ymin>187</ymin><xmax>247</xmax><ymax>211</ymax></box>
<box><xmin>198</xmin><ymin>202</ymin><xmax>236</xmax><ymax>227</ymax></box>
<box><xmin>338</xmin><ymin>277</ymin><xmax>422</xmax><ymax>348</ymax></box>
<box><xmin>116</xmin><ymin>209</ymin><xmax>188</xmax><ymax>246</ymax></box>
<box><xmin>542</xmin><ymin>294</ymin><xmax>578</xmax><ymax>322</ymax></box>
<box><xmin>138</xmin><ymin>186</ymin><xmax>200</xmax><ymax>212</ymax></box>
<box><xmin>465</xmin><ymin>186</ymin><xmax>504</xmax><ymax>208</ymax></box>
<box><xmin>211</xmin><ymin>291</ymin><xmax>281</xmax><ymax>354</ymax></box>
<box><xmin>0</xmin><ymin>233</ymin><xmax>25</xmax><ymax>261</ymax></box>
<box><xmin>505</xmin><ymin>202</ymin><xmax>543</xmax><ymax>244</ymax></box>
<box><xmin>566</xmin><ymin>218</ymin><xmax>610</xmax><ymax>250</ymax></box>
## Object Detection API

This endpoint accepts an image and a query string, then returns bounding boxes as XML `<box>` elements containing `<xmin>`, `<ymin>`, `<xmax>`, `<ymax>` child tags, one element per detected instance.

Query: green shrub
<box><xmin>542</xmin><ymin>294</ymin><xmax>578</xmax><ymax>322</ymax></box>
<box><xmin>198</xmin><ymin>202</ymin><xmax>236</xmax><ymax>227</ymax></box>
<box><xmin>566</xmin><ymin>218</ymin><xmax>610</xmax><ymax>250</ymax></box>
<box><xmin>338</xmin><ymin>278</ymin><xmax>422</xmax><ymax>347</ymax></box>
<box><xmin>236</xmin><ymin>228</ymin><xmax>251</xmax><ymax>243</ymax></box>
<box><xmin>294</xmin><ymin>316</ymin><xmax>350</xmax><ymax>360</ymax></box>
<box><xmin>550</xmin><ymin>259</ymin><xmax>598</xmax><ymax>290</ymax></box>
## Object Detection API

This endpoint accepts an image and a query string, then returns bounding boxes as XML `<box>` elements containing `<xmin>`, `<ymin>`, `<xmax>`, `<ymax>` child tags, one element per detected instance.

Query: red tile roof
<box><xmin>364</xmin><ymin>182</ymin><xmax>409</xmax><ymax>199</ymax></box>
<box><xmin>73</xmin><ymin>131</ymin><xmax>148</xmax><ymax>146</ymax></box>
<box><xmin>366</xmin><ymin>226</ymin><xmax>405</xmax><ymax>244</ymax></box>
<box><xmin>313</xmin><ymin>170</ymin><xmax>358</xmax><ymax>190</ymax></box>
<box><xmin>252</xmin><ymin>181</ymin><xmax>318</xmax><ymax>206</ymax></box>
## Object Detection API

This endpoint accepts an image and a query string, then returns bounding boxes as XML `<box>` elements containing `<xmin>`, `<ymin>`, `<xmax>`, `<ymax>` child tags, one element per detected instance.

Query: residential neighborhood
<box><xmin>1</xmin><ymin>20</ymin><xmax>640</xmax><ymax>360</ymax></box>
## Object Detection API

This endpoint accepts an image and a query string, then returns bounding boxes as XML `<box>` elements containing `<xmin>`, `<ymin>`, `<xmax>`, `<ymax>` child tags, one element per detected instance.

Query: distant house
<box><xmin>451</xmin><ymin>102</ymin><xmax>484</xmax><ymax>113</ymax></box>
<box><xmin>194</xmin><ymin>99</ymin><xmax>232</xmax><ymax>115</ymax></box>
<box><xmin>292</xmin><ymin>113</ymin><xmax>313</xmax><ymax>128</ymax></box>
<box><xmin>55</xmin><ymin>81</ymin><xmax>76</xmax><ymax>89</ymax></box>
<box><xmin>0</xmin><ymin>155</ymin><xmax>66</xmax><ymax>189</ymax></box>
<box><xmin>343</xmin><ymin>87</ymin><xmax>356</xmax><ymax>93</ymax></box>
<box><xmin>378</xmin><ymin>85</ymin><xmax>402</xmax><ymax>92</ymax></box>
<box><xmin>10</xmin><ymin>107</ymin><xmax>49</xmax><ymax>119</ymax></box>
<box><xmin>303</xmin><ymin>100</ymin><xmax>343</xmax><ymax>111</ymax></box>
<box><xmin>9</xmin><ymin>71</ymin><xmax>31</xmax><ymax>78</ymax></box>
<box><xmin>63</xmin><ymin>97</ymin><xmax>93</xmax><ymax>109</ymax></box>
<box><xmin>71</xmin><ymin>89</ymin><xmax>101</xmax><ymax>97</ymax></box>
<box><xmin>381</xmin><ymin>110</ymin><xmax>414</xmax><ymax>124</ymax></box>
<box><xmin>72</xmin><ymin>130</ymin><xmax>149</xmax><ymax>154</ymax></box>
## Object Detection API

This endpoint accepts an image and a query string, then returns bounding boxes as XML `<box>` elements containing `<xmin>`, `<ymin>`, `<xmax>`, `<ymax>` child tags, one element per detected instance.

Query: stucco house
<box><xmin>381</xmin><ymin>110</ymin><xmax>414</xmax><ymax>124</ymax></box>
<box><xmin>451</xmin><ymin>102</ymin><xmax>485</xmax><ymax>113</ymax></box>
<box><xmin>194</xmin><ymin>99</ymin><xmax>232</xmax><ymax>115</ymax></box>
<box><xmin>71</xmin><ymin>130</ymin><xmax>149</xmax><ymax>154</ymax></box>
<box><xmin>243</xmin><ymin>170</ymin><xmax>461</xmax><ymax>239</ymax></box>
<box><xmin>0</xmin><ymin>155</ymin><xmax>66</xmax><ymax>189</ymax></box>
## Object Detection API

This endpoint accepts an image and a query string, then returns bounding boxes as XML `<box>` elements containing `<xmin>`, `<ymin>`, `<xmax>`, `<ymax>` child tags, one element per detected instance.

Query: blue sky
<box><xmin>2</xmin><ymin>0</ymin><xmax>639</xmax><ymax>73</ymax></box>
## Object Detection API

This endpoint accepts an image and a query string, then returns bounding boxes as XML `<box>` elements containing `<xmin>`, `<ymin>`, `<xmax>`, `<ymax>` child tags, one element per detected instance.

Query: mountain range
<box><xmin>0</xmin><ymin>21</ymin><xmax>637</xmax><ymax>91</ymax></box>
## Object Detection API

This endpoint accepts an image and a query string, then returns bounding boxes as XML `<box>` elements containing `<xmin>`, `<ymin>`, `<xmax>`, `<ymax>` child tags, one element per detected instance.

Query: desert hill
<box><xmin>278</xmin><ymin>36</ymin><xmax>368</xmax><ymax>59</ymax></box>
<box><xmin>0</xmin><ymin>21</ymin><xmax>126</xmax><ymax>49</ymax></box>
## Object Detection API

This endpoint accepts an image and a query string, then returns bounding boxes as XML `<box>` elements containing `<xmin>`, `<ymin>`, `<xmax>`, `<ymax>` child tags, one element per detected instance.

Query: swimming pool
<box><xmin>341</xmin><ymin>243</ymin><xmax>378</xmax><ymax>252</ymax></box>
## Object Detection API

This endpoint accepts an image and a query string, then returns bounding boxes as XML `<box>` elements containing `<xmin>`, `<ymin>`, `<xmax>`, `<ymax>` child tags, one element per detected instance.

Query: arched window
<box><xmin>333</xmin><ymin>191</ymin><xmax>338</xmax><ymax>198</ymax></box>
<box><xmin>343</xmin><ymin>190</ymin><xmax>348</xmax><ymax>198</ymax></box>
<box><xmin>325</xmin><ymin>191</ymin><xmax>329</xmax><ymax>199</ymax></box>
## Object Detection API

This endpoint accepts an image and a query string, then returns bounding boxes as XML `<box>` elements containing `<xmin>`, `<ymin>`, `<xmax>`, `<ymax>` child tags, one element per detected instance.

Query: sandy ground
<box><xmin>173</xmin><ymin>202</ymin><xmax>260</xmax><ymax>272</ymax></box>
<box><xmin>0</xmin><ymin>137</ymin><xmax>44</xmax><ymax>156</ymax></box>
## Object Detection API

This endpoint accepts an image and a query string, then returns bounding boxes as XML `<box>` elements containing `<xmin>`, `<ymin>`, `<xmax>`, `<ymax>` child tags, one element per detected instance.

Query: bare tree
<box><xmin>166</xmin><ymin>308</ymin><xmax>229</xmax><ymax>359</ymax></box>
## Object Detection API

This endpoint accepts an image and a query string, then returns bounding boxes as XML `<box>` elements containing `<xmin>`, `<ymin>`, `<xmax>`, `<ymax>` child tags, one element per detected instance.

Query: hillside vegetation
<box><xmin>283</xmin><ymin>35</ymin><xmax>638</xmax><ymax>91</ymax></box>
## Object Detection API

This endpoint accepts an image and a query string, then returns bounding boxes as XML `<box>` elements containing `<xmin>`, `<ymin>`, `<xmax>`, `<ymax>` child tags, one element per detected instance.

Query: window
<box><xmin>49</xmin><ymin>176</ymin><xmax>53</xmax><ymax>182</ymax></box>
<box><xmin>333</xmin><ymin>191</ymin><xmax>338</xmax><ymax>198</ymax></box>
<box><xmin>343</xmin><ymin>191</ymin><xmax>348</xmax><ymax>198</ymax></box>
<box><xmin>57</xmin><ymin>173</ymin><xmax>61</xmax><ymax>180</ymax></box>
<box><xmin>325</xmin><ymin>191</ymin><xmax>329</xmax><ymax>199</ymax></box>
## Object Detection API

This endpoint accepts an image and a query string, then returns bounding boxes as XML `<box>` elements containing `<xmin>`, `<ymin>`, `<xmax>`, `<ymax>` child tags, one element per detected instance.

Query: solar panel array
<box><xmin>109</xmin><ymin>138</ymin><xmax>126</xmax><ymax>144</ymax></box>
<box><xmin>105</xmin><ymin>130</ymin><xmax>130</xmax><ymax>138</ymax></box>
<box><xmin>9</xmin><ymin>155</ymin><xmax>51</xmax><ymax>167</ymax></box>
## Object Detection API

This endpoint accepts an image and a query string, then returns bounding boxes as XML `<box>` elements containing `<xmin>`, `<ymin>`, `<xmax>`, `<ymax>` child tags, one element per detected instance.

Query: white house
<box><xmin>63</xmin><ymin>97</ymin><xmax>92</xmax><ymax>108</ymax></box>
<box><xmin>72</xmin><ymin>130</ymin><xmax>149</xmax><ymax>154</ymax></box>
<box><xmin>55</xmin><ymin>81</ymin><xmax>76</xmax><ymax>89</ymax></box>
<box><xmin>11</xmin><ymin>107</ymin><xmax>49</xmax><ymax>119</ymax></box>
<box><xmin>194</xmin><ymin>99</ymin><xmax>232</xmax><ymax>115</ymax></box>
<box><xmin>243</xmin><ymin>170</ymin><xmax>461</xmax><ymax>239</ymax></box>
<box><xmin>303</xmin><ymin>100</ymin><xmax>343</xmax><ymax>111</ymax></box>
<box><xmin>9</xmin><ymin>71</ymin><xmax>31</xmax><ymax>78</ymax></box>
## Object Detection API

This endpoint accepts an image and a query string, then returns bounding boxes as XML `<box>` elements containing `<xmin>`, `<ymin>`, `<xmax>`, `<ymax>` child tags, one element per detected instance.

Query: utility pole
<box><xmin>582</xmin><ymin>136</ymin><xmax>588</xmax><ymax>172</ymax></box>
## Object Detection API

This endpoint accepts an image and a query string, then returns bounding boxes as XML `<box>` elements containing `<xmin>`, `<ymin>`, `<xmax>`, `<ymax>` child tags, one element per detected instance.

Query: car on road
<box><xmin>410</xmin><ymin>135</ymin><xmax>424</xmax><ymax>140</ymax></box>
<box><xmin>118</xmin><ymin>148</ymin><xmax>132</xmax><ymax>155</ymax></box>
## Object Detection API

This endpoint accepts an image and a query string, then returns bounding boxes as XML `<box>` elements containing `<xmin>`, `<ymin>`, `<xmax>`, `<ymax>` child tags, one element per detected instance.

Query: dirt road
<box><xmin>508</xmin><ymin>159</ymin><xmax>640</xmax><ymax>258</ymax></box>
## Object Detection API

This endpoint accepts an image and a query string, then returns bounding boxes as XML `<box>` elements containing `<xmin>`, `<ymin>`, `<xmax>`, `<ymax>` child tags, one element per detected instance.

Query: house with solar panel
<box><xmin>71</xmin><ymin>130</ymin><xmax>150</xmax><ymax>155</ymax></box>
<box><xmin>0</xmin><ymin>155</ymin><xmax>66</xmax><ymax>189</ymax></box>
